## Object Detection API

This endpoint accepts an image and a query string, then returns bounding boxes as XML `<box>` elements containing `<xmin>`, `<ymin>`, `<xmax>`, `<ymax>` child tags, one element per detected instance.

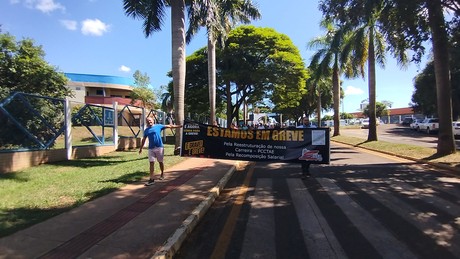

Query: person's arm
<box><xmin>165</xmin><ymin>124</ymin><xmax>182</xmax><ymax>129</ymax></box>
<box><xmin>139</xmin><ymin>136</ymin><xmax>147</xmax><ymax>154</ymax></box>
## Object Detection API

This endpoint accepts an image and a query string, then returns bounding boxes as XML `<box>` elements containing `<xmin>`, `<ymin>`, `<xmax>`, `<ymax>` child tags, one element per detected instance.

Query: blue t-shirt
<box><xmin>144</xmin><ymin>124</ymin><xmax>166</xmax><ymax>149</ymax></box>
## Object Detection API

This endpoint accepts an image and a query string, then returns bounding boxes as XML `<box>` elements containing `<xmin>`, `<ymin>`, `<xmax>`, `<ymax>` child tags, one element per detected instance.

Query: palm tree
<box><xmin>186</xmin><ymin>0</ymin><xmax>260</xmax><ymax>125</ymax></box>
<box><xmin>344</xmin><ymin>7</ymin><xmax>394</xmax><ymax>141</ymax></box>
<box><xmin>307</xmin><ymin>65</ymin><xmax>333</xmax><ymax>127</ymax></box>
<box><xmin>309</xmin><ymin>20</ymin><xmax>350</xmax><ymax>136</ymax></box>
<box><xmin>426</xmin><ymin>0</ymin><xmax>456</xmax><ymax>155</ymax></box>
<box><xmin>123</xmin><ymin>0</ymin><xmax>186</xmax><ymax>148</ymax></box>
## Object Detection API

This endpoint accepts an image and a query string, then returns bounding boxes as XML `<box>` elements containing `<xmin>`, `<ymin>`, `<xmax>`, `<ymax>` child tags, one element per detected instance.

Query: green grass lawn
<box><xmin>0</xmin><ymin>145</ymin><xmax>184</xmax><ymax>238</ymax></box>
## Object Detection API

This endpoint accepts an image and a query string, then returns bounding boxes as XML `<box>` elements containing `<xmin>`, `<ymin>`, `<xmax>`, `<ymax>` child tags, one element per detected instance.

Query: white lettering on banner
<box><xmin>257</xmin><ymin>149</ymin><xmax>274</xmax><ymax>154</ymax></box>
<box><xmin>235</xmin><ymin>148</ymin><xmax>253</xmax><ymax>153</ymax></box>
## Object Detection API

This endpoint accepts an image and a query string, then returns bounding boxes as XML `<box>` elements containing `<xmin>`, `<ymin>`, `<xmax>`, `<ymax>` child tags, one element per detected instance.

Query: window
<box><xmin>96</xmin><ymin>89</ymin><xmax>104</xmax><ymax>95</ymax></box>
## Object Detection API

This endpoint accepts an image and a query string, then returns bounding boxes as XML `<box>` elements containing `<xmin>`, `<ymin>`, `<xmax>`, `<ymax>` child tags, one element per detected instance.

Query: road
<box><xmin>341</xmin><ymin>124</ymin><xmax>460</xmax><ymax>149</ymax></box>
<box><xmin>175</xmin><ymin>142</ymin><xmax>460</xmax><ymax>259</ymax></box>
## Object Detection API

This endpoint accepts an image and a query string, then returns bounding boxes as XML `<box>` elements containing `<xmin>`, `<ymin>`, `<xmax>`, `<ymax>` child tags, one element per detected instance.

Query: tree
<box><xmin>363</xmin><ymin>101</ymin><xmax>389</xmax><ymax>118</ymax></box>
<box><xmin>308</xmin><ymin>20</ymin><xmax>351</xmax><ymax>136</ymax></box>
<box><xmin>412</xmin><ymin>19</ymin><xmax>460</xmax><ymax>120</ymax></box>
<box><xmin>381</xmin><ymin>100</ymin><xmax>393</xmax><ymax>109</ymax></box>
<box><xmin>130</xmin><ymin>70</ymin><xmax>156</xmax><ymax>109</ymax></box>
<box><xmin>133</xmin><ymin>70</ymin><xmax>150</xmax><ymax>87</ymax></box>
<box><xmin>379</xmin><ymin>0</ymin><xmax>457</xmax><ymax>155</ymax></box>
<box><xmin>322</xmin><ymin>1</ymin><xmax>397</xmax><ymax>141</ymax></box>
<box><xmin>0</xmin><ymin>32</ymin><xmax>71</xmax><ymax>99</ymax></box>
<box><xmin>340</xmin><ymin>112</ymin><xmax>354</xmax><ymax>119</ymax></box>
<box><xmin>123</xmin><ymin>0</ymin><xmax>186</xmax><ymax>149</ymax></box>
<box><xmin>411</xmin><ymin>61</ymin><xmax>438</xmax><ymax>116</ymax></box>
<box><xmin>183</xmin><ymin>47</ymin><xmax>226</xmax><ymax>117</ymax></box>
<box><xmin>186</xmin><ymin>0</ymin><xmax>260</xmax><ymax>124</ymax></box>
<box><xmin>307</xmin><ymin>64</ymin><xmax>335</xmax><ymax>128</ymax></box>
<box><xmin>0</xmin><ymin>32</ymin><xmax>71</xmax><ymax>149</ymax></box>
<box><xmin>319</xmin><ymin>0</ymin><xmax>458</xmax><ymax>155</ymax></box>
<box><xmin>221</xmin><ymin>26</ymin><xmax>307</xmax><ymax>126</ymax></box>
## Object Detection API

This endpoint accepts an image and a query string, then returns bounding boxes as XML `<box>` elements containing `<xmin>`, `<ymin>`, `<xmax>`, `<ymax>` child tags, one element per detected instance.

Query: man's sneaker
<box><xmin>159</xmin><ymin>176</ymin><xmax>164</xmax><ymax>180</ymax></box>
<box><xmin>144</xmin><ymin>179</ymin><xmax>155</xmax><ymax>186</ymax></box>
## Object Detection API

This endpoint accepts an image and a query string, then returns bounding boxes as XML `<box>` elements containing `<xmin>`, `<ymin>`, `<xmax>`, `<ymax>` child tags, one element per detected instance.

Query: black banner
<box><xmin>180</xmin><ymin>121</ymin><xmax>330</xmax><ymax>164</ymax></box>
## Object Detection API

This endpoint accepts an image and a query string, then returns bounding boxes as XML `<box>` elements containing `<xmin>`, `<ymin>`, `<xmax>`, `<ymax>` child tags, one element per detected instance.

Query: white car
<box><xmin>453</xmin><ymin>121</ymin><xmax>460</xmax><ymax>136</ymax></box>
<box><xmin>410</xmin><ymin>119</ymin><xmax>421</xmax><ymax>130</ymax></box>
<box><xmin>418</xmin><ymin>118</ymin><xmax>439</xmax><ymax>134</ymax></box>
<box><xmin>361</xmin><ymin>118</ymin><xmax>380</xmax><ymax>129</ymax></box>
<box><xmin>361</xmin><ymin>118</ymin><xmax>369</xmax><ymax>129</ymax></box>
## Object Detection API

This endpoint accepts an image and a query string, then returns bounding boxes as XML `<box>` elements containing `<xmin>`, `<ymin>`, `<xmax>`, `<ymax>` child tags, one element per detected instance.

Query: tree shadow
<box><xmin>98</xmin><ymin>171</ymin><xmax>146</xmax><ymax>184</ymax></box>
<box><xmin>52</xmin><ymin>156</ymin><xmax>146</xmax><ymax>168</ymax></box>
<box><xmin>0</xmin><ymin>206</ymin><xmax>74</xmax><ymax>238</ymax></box>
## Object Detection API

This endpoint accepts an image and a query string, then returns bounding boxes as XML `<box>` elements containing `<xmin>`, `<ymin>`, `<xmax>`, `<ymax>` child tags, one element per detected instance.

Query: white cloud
<box><xmin>60</xmin><ymin>20</ymin><xmax>77</xmax><ymax>30</ymax></box>
<box><xmin>344</xmin><ymin>85</ymin><xmax>364</xmax><ymax>95</ymax></box>
<box><xmin>24</xmin><ymin>0</ymin><xmax>65</xmax><ymax>13</ymax></box>
<box><xmin>119</xmin><ymin>65</ymin><xmax>131</xmax><ymax>73</ymax></box>
<box><xmin>81</xmin><ymin>19</ymin><xmax>110</xmax><ymax>36</ymax></box>
<box><xmin>10</xmin><ymin>0</ymin><xmax>21</xmax><ymax>4</ymax></box>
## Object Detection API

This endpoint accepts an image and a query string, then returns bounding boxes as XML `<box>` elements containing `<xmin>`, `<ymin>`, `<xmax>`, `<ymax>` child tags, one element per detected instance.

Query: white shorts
<box><xmin>148</xmin><ymin>147</ymin><xmax>164</xmax><ymax>162</ymax></box>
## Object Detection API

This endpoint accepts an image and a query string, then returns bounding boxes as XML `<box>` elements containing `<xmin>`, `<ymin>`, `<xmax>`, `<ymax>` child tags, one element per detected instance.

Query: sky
<box><xmin>0</xmin><ymin>0</ymin><xmax>430</xmax><ymax>114</ymax></box>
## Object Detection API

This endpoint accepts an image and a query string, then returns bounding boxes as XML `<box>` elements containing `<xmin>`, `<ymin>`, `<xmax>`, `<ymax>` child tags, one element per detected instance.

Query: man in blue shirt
<box><xmin>139</xmin><ymin>116</ymin><xmax>182</xmax><ymax>186</ymax></box>
<box><xmin>297</xmin><ymin>116</ymin><xmax>316</xmax><ymax>179</ymax></box>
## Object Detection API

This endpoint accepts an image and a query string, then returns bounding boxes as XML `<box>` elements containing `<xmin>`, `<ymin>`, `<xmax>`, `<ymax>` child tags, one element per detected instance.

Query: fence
<box><xmin>0</xmin><ymin>92</ymin><xmax>169</xmax><ymax>173</ymax></box>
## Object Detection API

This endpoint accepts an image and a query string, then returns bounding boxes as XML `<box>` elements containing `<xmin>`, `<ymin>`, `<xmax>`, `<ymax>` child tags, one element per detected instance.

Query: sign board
<box><xmin>103</xmin><ymin>108</ymin><xmax>114</xmax><ymax>126</ymax></box>
<box><xmin>180</xmin><ymin>121</ymin><xmax>330</xmax><ymax>164</ymax></box>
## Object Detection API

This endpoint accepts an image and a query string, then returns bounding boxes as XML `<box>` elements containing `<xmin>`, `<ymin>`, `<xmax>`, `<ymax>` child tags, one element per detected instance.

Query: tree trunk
<box><xmin>226</xmin><ymin>80</ymin><xmax>232</xmax><ymax>128</ymax></box>
<box><xmin>207</xmin><ymin>32</ymin><xmax>216</xmax><ymax>125</ymax></box>
<box><xmin>427</xmin><ymin>0</ymin><xmax>456</xmax><ymax>155</ymax></box>
<box><xmin>332</xmin><ymin>61</ymin><xmax>341</xmax><ymax>136</ymax></box>
<box><xmin>316</xmin><ymin>87</ymin><xmax>322</xmax><ymax>127</ymax></box>
<box><xmin>368</xmin><ymin>26</ymin><xmax>378</xmax><ymax>141</ymax></box>
<box><xmin>171</xmin><ymin>0</ymin><xmax>186</xmax><ymax>149</ymax></box>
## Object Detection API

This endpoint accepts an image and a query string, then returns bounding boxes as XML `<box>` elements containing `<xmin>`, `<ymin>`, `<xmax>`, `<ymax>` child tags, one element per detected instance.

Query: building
<box><xmin>65</xmin><ymin>73</ymin><xmax>144</xmax><ymax>126</ymax></box>
<box><xmin>350</xmin><ymin>107</ymin><xmax>424</xmax><ymax>124</ymax></box>
<box><xmin>65</xmin><ymin>73</ymin><xmax>140</xmax><ymax>106</ymax></box>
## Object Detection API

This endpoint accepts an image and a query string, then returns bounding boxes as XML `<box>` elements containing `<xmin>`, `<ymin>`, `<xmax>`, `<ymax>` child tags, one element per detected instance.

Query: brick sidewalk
<box><xmin>0</xmin><ymin>158</ymin><xmax>240</xmax><ymax>258</ymax></box>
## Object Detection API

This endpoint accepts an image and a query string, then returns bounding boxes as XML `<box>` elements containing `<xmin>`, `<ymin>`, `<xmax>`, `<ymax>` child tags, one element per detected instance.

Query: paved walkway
<box><xmin>0</xmin><ymin>158</ymin><xmax>243</xmax><ymax>259</ymax></box>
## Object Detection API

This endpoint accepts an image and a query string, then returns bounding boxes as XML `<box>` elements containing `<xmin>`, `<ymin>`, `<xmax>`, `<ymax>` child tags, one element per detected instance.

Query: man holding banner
<box><xmin>139</xmin><ymin>116</ymin><xmax>182</xmax><ymax>186</ymax></box>
<box><xmin>297</xmin><ymin>116</ymin><xmax>316</xmax><ymax>179</ymax></box>
<box><xmin>180</xmin><ymin>119</ymin><xmax>330</xmax><ymax>170</ymax></box>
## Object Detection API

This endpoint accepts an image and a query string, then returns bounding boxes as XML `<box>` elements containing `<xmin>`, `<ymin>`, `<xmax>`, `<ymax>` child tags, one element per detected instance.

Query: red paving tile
<box><xmin>38</xmin><ymin>167</ymin><xmax>207</xmax><ymax>258</ymax></box>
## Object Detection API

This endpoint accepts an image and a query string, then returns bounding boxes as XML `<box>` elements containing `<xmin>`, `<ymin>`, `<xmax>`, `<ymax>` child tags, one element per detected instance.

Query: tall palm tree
<box><xmin>123</xmin><ymin>0</ymin><xmax>186</xmax><ymax>148</ymax></box>
<box><xmin>344</xmin><ymin>7</ymin><xmax>394</xmax><ymax>141</ymax></box>
<box><xmin>309</xmin><ymin>21</ymin><xmax>350</xmax><ymax>136</ymax></box>
<box><xmin>186</xmin><ymin>0</ymin><xmax>260</xmax><ymax>125</ymax></box>
<box><xmin>426</xmin><ymin>0</ymin><xmax>456</xmax><ymax>155</ymax></box>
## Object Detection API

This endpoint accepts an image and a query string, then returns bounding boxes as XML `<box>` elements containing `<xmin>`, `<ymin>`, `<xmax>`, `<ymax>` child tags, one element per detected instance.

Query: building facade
<box><xmin>65</xmin><ymin>73</ymin><xmax>140</xmax><ymax>106</ymax></box>
<box><xmin>351</xmin><ymin>107</ymin><xmax>425</xmax><ymax>124</ymax></box>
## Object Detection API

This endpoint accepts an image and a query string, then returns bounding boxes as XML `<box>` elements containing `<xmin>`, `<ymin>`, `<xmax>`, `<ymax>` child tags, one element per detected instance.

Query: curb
<box><xmin>331</xmin><ymin>140</ymin><xmax>460</xmax><ymax>175</ymax></box>
<box><xmin>152</xmin><ymin>162</ymin><xmax>239</xmax><ymax>259</ymax></box>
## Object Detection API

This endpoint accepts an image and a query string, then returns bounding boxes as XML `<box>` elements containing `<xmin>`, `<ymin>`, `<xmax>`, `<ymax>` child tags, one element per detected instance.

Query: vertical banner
<box><xmin>181</xmin><ymin>121</ymin><xmax>330</xmax><ymax>164</ymax></box>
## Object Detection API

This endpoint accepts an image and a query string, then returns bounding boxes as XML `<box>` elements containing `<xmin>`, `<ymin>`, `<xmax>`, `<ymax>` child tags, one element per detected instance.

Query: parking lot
<box><xmin>341</xmin><ymin>123</ymin><xmax>460</xmax><ymax>150</ymax></box>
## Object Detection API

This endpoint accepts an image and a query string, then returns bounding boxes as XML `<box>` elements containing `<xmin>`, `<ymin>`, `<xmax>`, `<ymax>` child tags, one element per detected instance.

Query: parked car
<box><xmin>453</xmin><ymin>121</ymin><xmax>460</xmax><ymax>137</ymax></box>
<box><xmin>361</xmin><ymin>118</ymin><xmax>369</xmax><ymax>129</ymax></box>
<box><xmin>361</xmin><ymin>118</ymin><xmax>380</xmax><ymax>129</ymax></box>
<box><xmin>418</xmin><ymin>118</ymin><xmax>439</xmax><ymax>134</ymax></box>
<box><xmin>410</xmin><ymin>119</ymin><xmax>421</xmax><ymax>130</ymax></box>
<box><xmin>402</xmin><ymin>117</ymin><xmax>414</xmax><ymax>126</ymax></box>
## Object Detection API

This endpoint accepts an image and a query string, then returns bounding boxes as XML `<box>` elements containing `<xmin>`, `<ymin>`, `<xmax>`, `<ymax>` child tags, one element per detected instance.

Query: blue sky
<box><xmin>1</xmin><ymin>0</ymin><xmax>429</xmax><ymax>114</ymax></box>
